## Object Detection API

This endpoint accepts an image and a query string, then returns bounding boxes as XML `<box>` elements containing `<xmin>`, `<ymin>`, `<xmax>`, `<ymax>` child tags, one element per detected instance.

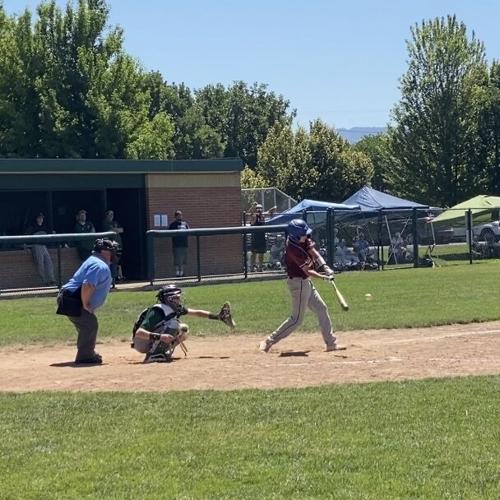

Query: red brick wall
<box><xmin>147</xmin><ymin>185</ymin><xmax>244</xmax><ymax>278</ymax></box>
<box><xmin>0</xmin><ymin>247</ymin><xmax>82</xmax><ymax>290</ymax></box>
<box><xmin>0</xmin><ymin>171</ymin><xmax>244</xmax><ymax>288</ymax></box>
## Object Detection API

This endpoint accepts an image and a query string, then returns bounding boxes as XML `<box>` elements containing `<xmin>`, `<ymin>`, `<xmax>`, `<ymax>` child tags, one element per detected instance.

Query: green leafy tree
<box><xmin>196</xmin><ymin>81</ymin><xmax>295</xmax><ymax>167</ymax></box>
<box><xmin>388</xmin><ymin>15</ymin><xmax>490</xmax><ymax>206</ymax></box>
<box><xmin>240</xmin><ymin>165</ymin><xmax>267</xmax><ymax>189</ymax></box>
<box><xmin>0</xmin><ymin>0</ymin><xmax>175</xmax><ymax>158</ymax></box>
<box><xmin>354</xmin><ymin>133</ymin><xmax>392</xmax><ymax>191</ymax></box>
<box><xmin>142</xmin><ymin>73</ymin><xmax>223</xmax><ymax>159</ymax></box>
<box><xmin>258</xmin><ymin>120</ymin><xmax>373</xmax><ymax>201</ymax></box>
<box><xmin>482</xmin><ymin>61</ymin><xmax>500</xmax><ymax>194</ymax></box>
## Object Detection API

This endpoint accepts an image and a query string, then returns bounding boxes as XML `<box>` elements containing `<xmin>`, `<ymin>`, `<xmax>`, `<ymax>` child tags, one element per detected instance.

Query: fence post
<box><xmin>196</xmin><ymin>235</ymin><xmax>201</xmax><ymax>282</ymax></box>
<box><xmin>147</xmin><ymin>232</ymin><xmax>154</xmax><ymax>286</ymax></box>
<box><xmin>467</xmin><ymin>208</ymin><xmax>473</xmax><ymax>265</ymax></box>
<box><xmin>326</xmin><ymin>208</ymin><xmax>334</xmax><ymax>267</ymax></box>
<box><xmin>378</xmin><ymin>210</ymin><xmax>384</xmax><ymax>270</ymax></box>
<box><xmin>57</xmin><ymin>244</ymin><xmax>62</xmax><ymax>288</ymax></box>
<box><xmin>412</xmin><ymin>208</ymin><xmax>419</xmax><ymax>267</ymax></box>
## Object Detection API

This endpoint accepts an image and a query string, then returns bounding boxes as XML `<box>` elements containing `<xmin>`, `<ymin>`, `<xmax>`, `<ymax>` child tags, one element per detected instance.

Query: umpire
<box><xmin>57</xmin><ymin>238</ymin><xmax>119</xmax><ymax>364</ymax></box>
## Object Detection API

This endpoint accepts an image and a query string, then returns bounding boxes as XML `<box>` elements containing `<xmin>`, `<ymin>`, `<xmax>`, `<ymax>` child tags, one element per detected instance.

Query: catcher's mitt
<box><xmin>219</xmin><ymin>302</ymin><xmax>235</xmax><ymax>329</ymax></box>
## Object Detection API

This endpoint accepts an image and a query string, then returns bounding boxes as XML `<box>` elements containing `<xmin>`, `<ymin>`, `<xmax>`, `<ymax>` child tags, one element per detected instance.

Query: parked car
<box><xmin>438</xmin><ymin>220</ymin><xmax>500</xmax><ymax>242</ymax></box>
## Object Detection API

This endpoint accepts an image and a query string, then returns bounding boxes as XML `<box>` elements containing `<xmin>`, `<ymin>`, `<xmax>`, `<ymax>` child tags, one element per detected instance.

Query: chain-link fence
<box><xmin>302</xmin><ymin>206</ymin><xmax>500</xmax><ymax>270</ymax></box>
<box><xmin>241</xmin><ymin>187</ymin><xmax>297</xmax><ymax>215</ymax></box>
<box><xmin>4</xmin><ymin>206</ymin><xmax>500</xmax><ymax>295</ymax></box>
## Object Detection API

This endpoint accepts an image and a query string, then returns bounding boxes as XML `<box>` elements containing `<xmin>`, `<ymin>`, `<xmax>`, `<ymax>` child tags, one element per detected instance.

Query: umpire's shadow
<box><xmin>278</xmin><ymin>350</ymin><xmax>310</xmax><ymax>357</ymax></box>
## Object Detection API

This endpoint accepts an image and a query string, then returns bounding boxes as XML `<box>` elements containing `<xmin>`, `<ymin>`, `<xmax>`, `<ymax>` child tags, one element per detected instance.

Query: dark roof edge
<box><xmin>0</xmin><ymin>158</ymin><xmax>244</xmax><ymax>173</ymax></box>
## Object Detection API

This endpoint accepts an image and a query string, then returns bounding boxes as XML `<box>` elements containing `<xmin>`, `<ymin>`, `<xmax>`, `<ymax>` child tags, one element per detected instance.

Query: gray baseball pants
<box><xmin>68</xmin><ymin>309</ymin><xmax>99</xmax><ymax>360</ymax></box>
<box><xmin>32</xmin><ymin>245</ymin><xmax>55</xmax><ymax>284</ymax></box>
<box><xmin>268</xmin><ymin>277</ymin><xmax>336</xmax><ymax>347</ymax></box>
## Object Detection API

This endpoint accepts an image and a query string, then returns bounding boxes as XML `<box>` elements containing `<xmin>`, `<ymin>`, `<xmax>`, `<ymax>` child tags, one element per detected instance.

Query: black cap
<box><xmin>93</xmin><ymin>238</ymin><xmax>120</xmax><ymax>253</ymax></box>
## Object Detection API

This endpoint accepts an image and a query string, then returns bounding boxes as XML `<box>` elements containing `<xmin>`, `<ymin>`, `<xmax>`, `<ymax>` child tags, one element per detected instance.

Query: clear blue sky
<box><xmin>5</xmin><ymin>0</ymin><xmax>500</xmax><ymax>128</ymax></box>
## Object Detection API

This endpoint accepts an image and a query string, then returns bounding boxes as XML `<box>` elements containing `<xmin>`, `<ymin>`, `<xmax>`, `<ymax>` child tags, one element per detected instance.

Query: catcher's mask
<box><xmin>287</xmin><ymin>219</ymin><xmax>312</xmax><ymax>241</ymax></box>
<box><xmin>157</xmin><ymin>284</ymin><xmax>183</xmax><ymax>311</ymax></box>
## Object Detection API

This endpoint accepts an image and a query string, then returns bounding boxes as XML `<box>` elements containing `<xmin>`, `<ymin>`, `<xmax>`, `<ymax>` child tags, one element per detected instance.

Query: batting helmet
<box><xmin>157</xmin><ymin>284</ymin><xmax>182</xmax><ymax>309</ymax></box>
<box><xmin>287</xmin><ymin>219</ymin><xmax>312</xmax><ymax>241</ymax></box>
<box><xmin>93</xmin><ymin>238</ymin><xmax>120</xmax><ymax>253</ymax></box>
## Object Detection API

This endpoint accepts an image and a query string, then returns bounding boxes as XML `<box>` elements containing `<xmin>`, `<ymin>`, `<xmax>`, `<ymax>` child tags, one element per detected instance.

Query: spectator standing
<box><xmin>56</xmin><ymin>238</ymin><xmax>119</xmax><ymax>364</ymax></box>
<box><xmin>25</xmin><ymin>213</ymin><xmax>56</xmax><ymax>286</ymax></box>
<box><xmin>102</xmin><ymin>209</ymin><xmax>125</xmax><ymax>283</ymax></box>
<box><xmin>73</xmin><ymin>209</ymin><xmax>96</xmax><ymax>261</ymax></box>
<box><xmin>249</xmin><ymin>202</ymin><xmax>277</xmax><ymax>271</ymax></box>
<box><xmin>169</xmin><ymin>210</ymin><xmax>189</xmax><ymax>277</ymax></box>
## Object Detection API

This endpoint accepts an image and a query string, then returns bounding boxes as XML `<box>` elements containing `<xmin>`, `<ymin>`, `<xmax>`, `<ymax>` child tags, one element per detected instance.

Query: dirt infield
<box><xmin>1</xmin><ymin>321</ymin><xmax>500</xmax><ymax>392</ymax></box>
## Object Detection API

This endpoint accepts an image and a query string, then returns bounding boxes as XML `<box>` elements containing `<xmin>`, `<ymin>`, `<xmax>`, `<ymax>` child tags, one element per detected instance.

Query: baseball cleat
<box><xmin>324</xmin><ymin>343</ymin><xmax>338</xmax><ymax>352</ymax></box>
<box><xmin>259</xmin><ymin>339</ymin><xmax>273</xmax><ymax>353</ymax></box>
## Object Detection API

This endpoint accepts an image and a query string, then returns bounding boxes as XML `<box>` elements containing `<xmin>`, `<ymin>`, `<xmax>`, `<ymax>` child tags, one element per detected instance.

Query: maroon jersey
<box><xmin>285</xmin><ymin>237</ymin><xmax>315</xmax><ymax>278</ymax></box>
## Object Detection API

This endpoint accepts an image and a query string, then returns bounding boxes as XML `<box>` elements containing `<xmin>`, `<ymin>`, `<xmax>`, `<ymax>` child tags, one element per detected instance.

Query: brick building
<box><xmin>0</xmin><ymin>158</ymin><xmax>243</xmax><ymax>288</ymax></box>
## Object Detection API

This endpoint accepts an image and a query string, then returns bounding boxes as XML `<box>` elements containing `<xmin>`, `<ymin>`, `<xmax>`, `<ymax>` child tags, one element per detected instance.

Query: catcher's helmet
<box><xmin>287</xmin><ymin>219</ymin><xmax>312</xmax><ymax>241</ymax></box>
<box><xmin>93</xmin><ymin>238</ymin><xmax>120</xmax><ymax>253</ymax></box>
<box><xmin>157</xmin><ymin>284</ymin><xmax>182</xmax><ymax>306</ymax></box>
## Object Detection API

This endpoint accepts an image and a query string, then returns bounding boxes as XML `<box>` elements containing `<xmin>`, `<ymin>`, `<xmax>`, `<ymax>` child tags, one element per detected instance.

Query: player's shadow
<box><xmin>50</xmin><ymin>361</ymin><xmax>104</xmax><ymax>368</ymax></box>
<box><xmin>278</xmin><ymin>350</ymin><xmax>310</xmax><ymax>357</ymax></box>
<box><xmin>196</xmin><ymin>356</ymin><xmax>230</xmax><ymax>360</ymax></box>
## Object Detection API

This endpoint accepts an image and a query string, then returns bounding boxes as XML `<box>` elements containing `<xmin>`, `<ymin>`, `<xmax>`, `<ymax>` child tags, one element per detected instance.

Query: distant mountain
<box><xmin>337</xmin><ymin>127</ymin><xmax>386</xmax><ymax>144</ymax></box>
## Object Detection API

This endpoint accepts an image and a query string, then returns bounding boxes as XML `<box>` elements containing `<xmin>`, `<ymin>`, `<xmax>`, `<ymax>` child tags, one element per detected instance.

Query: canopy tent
<box><xmin>342</xmin><ymin>186</ymin><xmax>429</xmax><ymax>213</ymax></box>
<box><xmin>267</xmin><ymin>199</ymin><xmax>359</xmax><ymax>226</ymax></box>
<box><xmin>431</xmin><ymin>195</ymin><xmax>500</xmax><ymax>226</ymax></box>
<box><xmin>340</xmin><ymin>187</ymin><xmax>430</xmax><ymax>265</ymax></box>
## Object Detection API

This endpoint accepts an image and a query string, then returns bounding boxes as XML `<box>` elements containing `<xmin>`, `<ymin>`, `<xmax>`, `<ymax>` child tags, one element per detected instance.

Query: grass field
<box><xmin>1</xmin><ymin>377</ymin><xmax>499</xmax><ymax>498</ymax></box>
<box><xmin>1</xmin><ymin>264</ymin><xmax>500</xmax><ymax>498</ymax></box>
<box><xmin>1</xmin><ymin>261</ymin><xmax>500</xmax><ymax>346</ymax></box>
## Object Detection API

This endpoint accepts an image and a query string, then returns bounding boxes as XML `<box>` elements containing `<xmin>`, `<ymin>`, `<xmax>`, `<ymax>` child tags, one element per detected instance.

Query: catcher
<box><xmin>132</xmin><ymin>284</ymin><xmax>235</xmax><ymax>363</ymax></box>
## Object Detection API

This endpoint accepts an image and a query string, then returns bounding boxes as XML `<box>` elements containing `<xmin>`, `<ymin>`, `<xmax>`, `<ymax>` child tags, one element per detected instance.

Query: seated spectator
<box><xmin>353</xmin><ymin>232</ymin><xmax>372</xmax><ymax>265</ymax></box>
<box><xmin>73</xmin><ymin>209</ymin><xmax>96</xmax><ymax>261</ymax></box>
<box><xmin>334</xmin><ymin>238</ymin><xmax>349</xmax><ymax>269</ymax></box>
<box><xmin>390</xmin><ymin>232</ymin><xmax>408</xmax><ymax>263</ymax></box>
<box><xmin>25</xmin><ymin>213</ymin><xmax>56</xmax><ymax>286</ymax></box>
<box><xmin>102</xmin><ymin>209</ymin><xmax>125</xmax><ymax>284</ymax></box>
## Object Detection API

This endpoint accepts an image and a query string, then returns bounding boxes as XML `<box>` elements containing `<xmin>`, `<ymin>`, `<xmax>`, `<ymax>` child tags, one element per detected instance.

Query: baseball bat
<box><xmin>330</xmin><ymin>280</ymin><xmax>349</xmax><ymax>311</ymax></box>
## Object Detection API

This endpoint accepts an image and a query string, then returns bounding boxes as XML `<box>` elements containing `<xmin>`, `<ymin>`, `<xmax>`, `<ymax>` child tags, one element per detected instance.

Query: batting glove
<box><xmin>324</xmin><ymin>265</ymin><xmax>335</xmax><ymax>278</ymax></box>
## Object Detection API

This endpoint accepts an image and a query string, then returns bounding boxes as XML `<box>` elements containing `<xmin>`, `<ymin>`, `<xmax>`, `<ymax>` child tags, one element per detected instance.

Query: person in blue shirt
<box><xmin>58</xmin><ymin>238</ymin><xmax>119</xmax><ymax>364</ymax></box>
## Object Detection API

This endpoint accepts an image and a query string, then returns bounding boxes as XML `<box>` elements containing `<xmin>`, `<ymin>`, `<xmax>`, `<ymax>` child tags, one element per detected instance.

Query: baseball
<box><xmin>365</xmin><ymin>293</ymin><xmax>373</xmax><ymax>300</ymax></box>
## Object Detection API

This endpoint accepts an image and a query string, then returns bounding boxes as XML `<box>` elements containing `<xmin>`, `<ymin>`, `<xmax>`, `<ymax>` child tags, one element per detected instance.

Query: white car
<box><xmin>439</xmin><ymin>220</ymin><xmax>500</xmax><ymax>242</ymax></box>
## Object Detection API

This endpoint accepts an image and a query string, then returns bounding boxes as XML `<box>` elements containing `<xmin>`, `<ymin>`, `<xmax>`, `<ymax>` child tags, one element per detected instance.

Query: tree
<box><xmin>240</xmin><ymin>166</ymin><xmax>267</xmax><ymax>189</ymax></box>
<box><xmin>482</xmin><ymin>61</ymin><xmax>500</xmax><ymax>194</ymax></box>
<box><xmin>196</xmin><ymin>81</ymin><xmax>295</xmax><ymax>167</ymax></box>
<box><xmin>258</xmin><ymin>120</ymin><xmax>373</xmax><ymax>201</ymax></box>
<box><xmin>0</xmin><ymin>0</ymin><xmax>175</xmax><ymax>158</ymax></box>
<box><xmin>388</xmin><ymin>15</ymin><xmax>490</xmax><ymax>206</ymax></box>
<box><xmin>354</xmin><ymin>133</ymin><xmax>392</xmax><ymax>191</ymax></box>
<box><xmin>141</xmin><ymin>73</ymin><xmax>224</xmax><ymax>159</ymax></box>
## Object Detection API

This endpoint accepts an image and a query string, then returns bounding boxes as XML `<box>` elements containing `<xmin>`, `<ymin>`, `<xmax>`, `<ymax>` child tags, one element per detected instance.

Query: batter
<box><xmin>259</xmin><ymin>219</ymin><xmax>338</xmax><ymax>352</ymax></box>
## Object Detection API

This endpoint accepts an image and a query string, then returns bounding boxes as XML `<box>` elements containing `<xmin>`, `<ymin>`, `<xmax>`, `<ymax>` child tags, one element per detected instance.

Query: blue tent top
<box><xmin>267</xmin><ymin>199</ymin><xmax>359</xmax><ymax>225</ymax></box>
<box><xmin>342</xmin><ymin>186</ymin><xmax>429</xmax><ymax>212</ymax></box>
